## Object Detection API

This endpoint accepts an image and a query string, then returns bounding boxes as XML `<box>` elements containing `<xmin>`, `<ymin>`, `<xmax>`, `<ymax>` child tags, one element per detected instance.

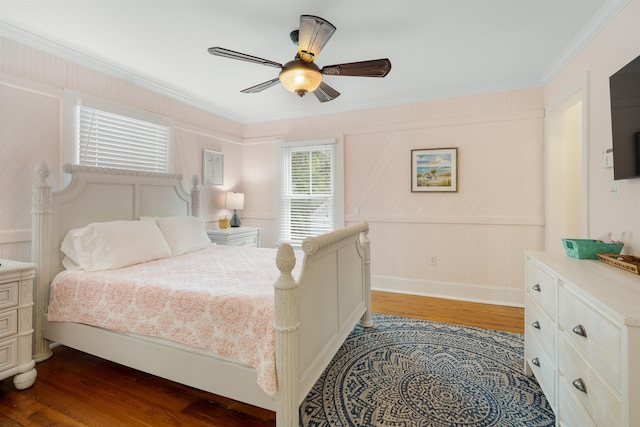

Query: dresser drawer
<box><xmin>526</xmin><ymin>260</ymin><xmax>556</xmax><ymax>317</ymax></box>
<box><xmin>559</xmin><ymin>285</ymin><xmax>621</xmax><ymax>392</ymax></box>
<box><xmin>0</xmin><ymin>281</ymin><xmax>19</xmax><ymax>311</ymax></box>
<box><xmin>0</xmin><ymin>310</ymin><xmax>18</xmax><ymax>340</ymax></box>
<box><xmin>559</xmin><ymin>336</ymin><xmax>621</xmax><ymax>427</ymax></box>
<box><xmin>525</xmin><ymin>331</ymin><xmax>556</xmax><ymax>406</ymax></box>
<box><xmin>558</xmin><ymin>379</ymin><xmax>597</xmax><ymax>427</ymax></box>
<box><xmin>525</xmin><ymin>295</ymin><xmax>555</xmax><ymax>361</ymax></box>
<box><xmin>0</xmin><ymin>337</ymin><xmax>18</xmax><ymax>374</ymax></box>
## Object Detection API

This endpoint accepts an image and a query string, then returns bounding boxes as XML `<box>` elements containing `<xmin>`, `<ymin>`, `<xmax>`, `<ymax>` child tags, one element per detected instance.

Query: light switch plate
<box><xmin>610</xmin><ymin>181</ymin><xmax>621</xmax><ymax>199</ymax></box>
<box><xmin>603</xmin><ymin>149</ymin><xmax>614</xmax><ymax>168</ymax></box>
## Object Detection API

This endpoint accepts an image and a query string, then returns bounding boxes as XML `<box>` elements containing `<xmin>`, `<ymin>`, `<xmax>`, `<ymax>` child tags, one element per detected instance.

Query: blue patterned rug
<box><xmin>300</xmin><ymin>313</ymin><xmax>555</xmax><ymax>426</ymax></box>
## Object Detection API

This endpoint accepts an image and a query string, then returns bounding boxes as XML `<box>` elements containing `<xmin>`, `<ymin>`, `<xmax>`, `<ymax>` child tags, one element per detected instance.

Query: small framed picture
<box><xmin>203</xmin><ymin>149</ymin><xmax>224</xmax><ymax>185</ymax></box>
<box><xmin>411</xmin><ymin>148</ymin><xmax>457</xmax><ymax>192</ymax></box>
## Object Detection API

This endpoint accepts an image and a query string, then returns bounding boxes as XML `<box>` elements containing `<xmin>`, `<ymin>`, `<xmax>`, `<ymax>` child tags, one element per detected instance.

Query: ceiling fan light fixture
<box><xmin>279</xmin><ymin>60</ymin><xmax>322</xmax><ymax>96</ymax></box>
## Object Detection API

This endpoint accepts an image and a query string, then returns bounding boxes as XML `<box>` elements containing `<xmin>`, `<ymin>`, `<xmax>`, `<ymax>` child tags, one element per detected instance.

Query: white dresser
<box><xmin>0</xmin><ymin>259</ymin><xmax>37</xmax><ymax>390</ymax></box>
<box><xmin>206</xmin><ymin>226</ymin><xmax>261</xmax><ymax>247</ymax></box>
<box><xmin>525</xmin><ymin>251</ymin><xmax>640</xmax><ymax>426</ymax></box>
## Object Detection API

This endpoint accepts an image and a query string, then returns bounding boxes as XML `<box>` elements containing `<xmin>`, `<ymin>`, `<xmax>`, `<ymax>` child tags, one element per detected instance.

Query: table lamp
<box><xmin>226</xmin><ymin>192</ymin><xmax>244</xmax><ymax>227</ymax></box>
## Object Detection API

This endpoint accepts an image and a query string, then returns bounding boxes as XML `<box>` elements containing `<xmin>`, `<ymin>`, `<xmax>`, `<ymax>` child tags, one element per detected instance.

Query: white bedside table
<box><xmin>206</xmin><ymin>226</ymin><xmax>261</xmax><ymax>247</ymax></box>
<box><xmin>0</xmin><ymin>259</ymin><xmax>37</xmax><ymax>390</ymax></box>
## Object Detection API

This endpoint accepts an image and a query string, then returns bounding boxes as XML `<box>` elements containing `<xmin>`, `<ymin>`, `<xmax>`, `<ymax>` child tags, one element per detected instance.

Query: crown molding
<box><xmin>541</xmin><ymin>0</ymin><xmax>630</xmax><ymax>83</ymax></box>
<box><xmin>0</xmin><ymin>20</ymin><xmax>244</xmax><ymax>123</ymax></box>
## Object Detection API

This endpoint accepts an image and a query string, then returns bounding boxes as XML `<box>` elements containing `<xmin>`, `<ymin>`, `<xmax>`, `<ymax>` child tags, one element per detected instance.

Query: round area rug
<box><xmin>300</xmin><ymin>314</ymin><xmax>555</xmax><ymax>427</ymax></box>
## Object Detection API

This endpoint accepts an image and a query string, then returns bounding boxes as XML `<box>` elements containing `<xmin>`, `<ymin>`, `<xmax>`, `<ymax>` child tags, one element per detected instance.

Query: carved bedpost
<box><xmin>273</xmin><ymin>243</ymin><xmax>299</xmax><ymax>427</ymax></box>
<box><xmin>359</xmin><ymin>221</ymin><xmax>374</xmax><ymax>328</ymax></box>
<box><xmin>31</xmin><ymin>161</ymin><xmax>53</xmax><ymax>362</ymax></box>
<box><xmin>190</xmin><ymin>175</ymin><xmax>200</xmax><ymax>217</ymax></box>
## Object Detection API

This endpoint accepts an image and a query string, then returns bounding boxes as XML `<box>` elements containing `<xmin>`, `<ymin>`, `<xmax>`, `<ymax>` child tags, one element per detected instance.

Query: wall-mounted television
<box><xmin>609</xmin><ymin>54</ymin><xmax>640</xmax><ymax>180</ymax></box>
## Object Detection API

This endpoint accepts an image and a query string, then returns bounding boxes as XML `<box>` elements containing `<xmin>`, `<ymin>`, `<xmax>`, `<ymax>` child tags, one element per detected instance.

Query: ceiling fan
<box><xmin>208</xmin><ymin>15</ymin><xmax>391</xmax><ymax>103</ymax></box>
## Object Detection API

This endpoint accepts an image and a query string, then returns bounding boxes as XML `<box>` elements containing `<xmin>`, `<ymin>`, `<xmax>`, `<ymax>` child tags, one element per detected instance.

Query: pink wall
<box><xmin>5</xmin><ymin>1</ymin><xmax>637</xmax><ymax>306</ymax></box>
<box><xmin>545</xmin><ymin>1</ymin><xmax>640</xmax><ymax>255</ymax></box>
<box><xmin>0</xmin><ymin>36</ymin><xmax>546</xmax><ymax>306</ymax></box>
<box><xmin>0</xmin><ymin>38</ymin><xmax>245</xmax><ymax>257</ymax></box>
<box><xmin>241</xmin><ymin>89</ymin><xmax>546</xmax><ymax>306</ymax></box>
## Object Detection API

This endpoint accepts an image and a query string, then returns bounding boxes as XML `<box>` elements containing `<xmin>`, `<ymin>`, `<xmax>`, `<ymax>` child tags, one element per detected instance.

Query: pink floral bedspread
<box><xmin>47</xmin><ymin>245</ymin><xmax>300</xmax><ymax>396</ymax></box>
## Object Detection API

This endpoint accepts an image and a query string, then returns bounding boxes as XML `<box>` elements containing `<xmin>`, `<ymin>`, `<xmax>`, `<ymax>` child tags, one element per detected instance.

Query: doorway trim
<box><xmin>544</xmin><ymin>73</ymin><xmax>590</xmax><ymax>254</ymax></box>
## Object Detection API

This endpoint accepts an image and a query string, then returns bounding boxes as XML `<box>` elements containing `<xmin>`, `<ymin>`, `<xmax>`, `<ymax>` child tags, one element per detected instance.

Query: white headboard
<box><xmin>31</xmin><ymin>162</ymin><xmax>199</xmax><ymax>360</ymax></box>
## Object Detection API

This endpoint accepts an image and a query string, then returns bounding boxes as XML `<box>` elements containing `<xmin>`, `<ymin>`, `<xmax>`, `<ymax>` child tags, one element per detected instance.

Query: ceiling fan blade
<box><xmin>240</xmin><ymin>78</ymin><xmax>281</xmax><ymax>93</ymax></box>
<box><xmin>297</xmin><ymin>15</ymin><xmax>336</xmax><ymax>63</ymax></box>
<box><xmin>208</xmin><ymin>47</ymin><xmax>282</xmax><ymax>69</ymax></box>
<box><xmin>322</xmin><ymin>59</ymin><xmax>392</xmax><ymax>77</ymax></box>
<box><xmin>313</xmin><ymin>82</ymin><xmax>341</xmax><ymax>103</ymax></box>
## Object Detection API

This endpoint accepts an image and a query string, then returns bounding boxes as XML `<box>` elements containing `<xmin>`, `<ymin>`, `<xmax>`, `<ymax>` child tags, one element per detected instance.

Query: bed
<box><xmin>31</xmin><ymin>162</ymin><xmax>373</xmax><ymax>427</ymax></box>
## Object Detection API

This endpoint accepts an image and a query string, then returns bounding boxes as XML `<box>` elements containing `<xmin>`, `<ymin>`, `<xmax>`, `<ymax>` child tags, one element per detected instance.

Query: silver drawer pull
<box><xmin>532</xmin><ymin>284</ymin><xmax>541</xmax><ymax>292</ymax></box>
<box><xmin>532</xmin><ymin>321</ymin><xmax>540</xmax><ymax>330</ymax></box>
<box><xmin>531</xmin><ymin>357</ymin><xmax>540</xmax><ymax>367</ymax></box>
<box><xmin>572</xmin><ymin>378</ymin><xmax>587</xmax><ymax>393</ymax></box>
<box><xmin>572</xmin><ymin>324</ymin><xmax>587</xmax><ymax>338</ymax></box>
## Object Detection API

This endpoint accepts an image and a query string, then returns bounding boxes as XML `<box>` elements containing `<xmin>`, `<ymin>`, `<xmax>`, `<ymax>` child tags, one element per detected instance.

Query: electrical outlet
<box><xmin>429</xmin><ymin>255</ymin><xmax>437</xmax><ymax>265</ymax></box>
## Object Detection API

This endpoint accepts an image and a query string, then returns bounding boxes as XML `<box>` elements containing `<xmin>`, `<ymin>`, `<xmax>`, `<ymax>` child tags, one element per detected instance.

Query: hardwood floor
<box><xmin>0</xmin><ymin>292</ymin><xmax>523</xmax><ymax>426</ymax></box>
<box><xmin>372</xmin><ymin>291</ymin><xmax>524</xmax><ymax>334</ymax></box>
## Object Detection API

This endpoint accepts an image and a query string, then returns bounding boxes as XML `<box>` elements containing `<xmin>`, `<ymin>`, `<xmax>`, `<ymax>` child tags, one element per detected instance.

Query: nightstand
<box><xmin>206</xmin><ymin>227</ymin><xmax>261</xmax><ymax>247</ymax></box>
<box><xmin>0</xmin><ymin>259</ymin><xmax>37</xmax><ymax>390</ymax></box>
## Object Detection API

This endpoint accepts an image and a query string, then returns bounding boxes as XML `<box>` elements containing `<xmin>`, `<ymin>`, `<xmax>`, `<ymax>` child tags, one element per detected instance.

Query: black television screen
<box><xmin>609</xmin><ymin>54</ymin><xmax>640</xmax><ymax>180</ymax></box>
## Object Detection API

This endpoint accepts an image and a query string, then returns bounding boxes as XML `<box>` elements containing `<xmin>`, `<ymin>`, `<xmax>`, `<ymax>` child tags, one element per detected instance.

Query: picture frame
<box><xmin>411</xmin><ymin>148</ymin><xmax>457</xmax><ymax>192</ymax></box>
<box><xmin>203</xmin><ymin>149</ymin><xmax>224</xmax><ymax>185</ymax></box>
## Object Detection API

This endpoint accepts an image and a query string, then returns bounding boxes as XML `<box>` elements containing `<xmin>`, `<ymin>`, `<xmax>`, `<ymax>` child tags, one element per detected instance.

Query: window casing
<box><xmin>277</xmin><ymin>137</ymin><xmax>344</xmax><ymax>247</ymax></box>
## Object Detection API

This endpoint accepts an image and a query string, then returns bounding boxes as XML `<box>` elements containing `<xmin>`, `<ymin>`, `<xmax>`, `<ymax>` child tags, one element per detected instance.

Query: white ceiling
<box><xmin>0</xmin><ymin>1</ymin><xmax>626</xmax><ymax>123</ymax></box>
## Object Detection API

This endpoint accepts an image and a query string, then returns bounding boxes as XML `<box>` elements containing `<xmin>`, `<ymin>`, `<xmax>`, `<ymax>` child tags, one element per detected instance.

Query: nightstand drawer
<box><xmin>0</xmin><ymin>281</ymin><xmax>19</xmax><ymax>311</ymax></box>
<box><xmin>206</xmin><ymin>227</ymin><xmax>261</xmax><ymax>248</ymax></box>
<box><xmin>0</xmin><ymin>259</ymin><xmax>37</xmax><ymax>389</ymax></box>
<box><xmin>0</xmin><ymin>337</ymin><xmax>18</xmax><ymax>373</ymax></box>
<box><xmin>227</xmin><ymin>234</ymin><xmax>259</xmax><ymax>247</ymax></box>
<box><xmin>0</xmin><ymin>310</ymin><xmax>18</xmax><ymax>340</ymax></box>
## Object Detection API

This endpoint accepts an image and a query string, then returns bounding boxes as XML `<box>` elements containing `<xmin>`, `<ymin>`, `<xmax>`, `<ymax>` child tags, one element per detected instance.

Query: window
<box><xmin>78</xmin><ymin>106</ymin><xmax>170</xmax><ymax>172</ymax></box>
<box><xmin>278</xmin><ymin>137</ymin><xmax>344</xmax><ymax>246</ymax></box>
<box><xmin>63</xmin><ymin>91</ymin><xmax>171</xmax><ymax>174</ymax></box>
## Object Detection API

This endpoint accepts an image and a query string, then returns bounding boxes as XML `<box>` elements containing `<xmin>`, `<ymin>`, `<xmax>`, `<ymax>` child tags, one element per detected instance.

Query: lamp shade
<box><xmin>279</xmin><ymin>60</ymin><xmax>322</xmax><ymax>96</ymax></box>
<box><xmin>225</xmin><ymin>192</ymin><xmax>244</xmax><ymax>210</ymax></box>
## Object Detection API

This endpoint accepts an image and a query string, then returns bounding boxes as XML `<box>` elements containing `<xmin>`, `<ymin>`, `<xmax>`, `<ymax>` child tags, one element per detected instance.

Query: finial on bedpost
<box><xmin>273</xmin><ymin>243</ymin><xmax>299</xmax><ymax>427</ymax></box>
<box><xmin>359</xmin><ymin>221</ymin><xmax>374</xmax><ymax>328</ymax></box>
<box><xmin>32</xmin><ymin>161</ymin><xmax>53</xmax><ymax>362</ymax></box>
<box><xmin>190</xmin><ymin>175</ymin><xmax>200</xmax><ymax>217</ymax></box>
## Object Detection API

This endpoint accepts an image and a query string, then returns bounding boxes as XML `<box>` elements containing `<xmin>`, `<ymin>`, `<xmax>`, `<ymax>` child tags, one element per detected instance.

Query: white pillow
<box><xmin>62</xmin><ymin>255</ymin><xmax>80</xmax><ymax>270</ymax></box>
<box><xmin>156</xmin><ymin>216</ymin><xmax>211</xmax><ymax>256</ymax></box>
<box><xmin>61</xmin><ymin>220</ymin><xmax>172</xmax><ymax>271</ymax></box>
<box><xmin>60</xmin><ymin>227</ymin><xmax>82</xmax><ymax>265</ymax></box>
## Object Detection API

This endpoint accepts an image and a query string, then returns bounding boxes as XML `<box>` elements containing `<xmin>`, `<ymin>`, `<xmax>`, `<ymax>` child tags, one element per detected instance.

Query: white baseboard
<box><xmin>372</xmin><ymin>275</ymin><xmax>524</xmax><ymax>308</ymax></box>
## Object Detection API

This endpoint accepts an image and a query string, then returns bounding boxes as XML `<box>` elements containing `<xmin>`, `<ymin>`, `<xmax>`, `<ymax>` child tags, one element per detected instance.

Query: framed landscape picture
<box><xmin>411</xmin><ymin>148</ymin><xmax>457</xmax><ymax>192</ymax></box>
<box><xmin>203</xmin><ymin>149</ymin><xmax>224</xmax><ymax>185</ymax></box>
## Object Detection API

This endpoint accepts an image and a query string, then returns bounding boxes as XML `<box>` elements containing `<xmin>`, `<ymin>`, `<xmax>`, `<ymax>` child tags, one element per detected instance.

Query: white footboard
<box><xmin>274</xmin><ymin>221</ymin><xmax>372</xmax><ymax>427</ymax></box>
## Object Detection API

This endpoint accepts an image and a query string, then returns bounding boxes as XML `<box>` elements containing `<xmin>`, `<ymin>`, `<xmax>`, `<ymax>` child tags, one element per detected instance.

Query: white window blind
<box><xmin>278</xmin><ymin>141</ymin><xmax>338</xmax><ymax>246</ymax></box>
<box><xmin>78</xmin><ymin>106</ymin><xmax>170</xmax><ymax>172</ymax></box>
